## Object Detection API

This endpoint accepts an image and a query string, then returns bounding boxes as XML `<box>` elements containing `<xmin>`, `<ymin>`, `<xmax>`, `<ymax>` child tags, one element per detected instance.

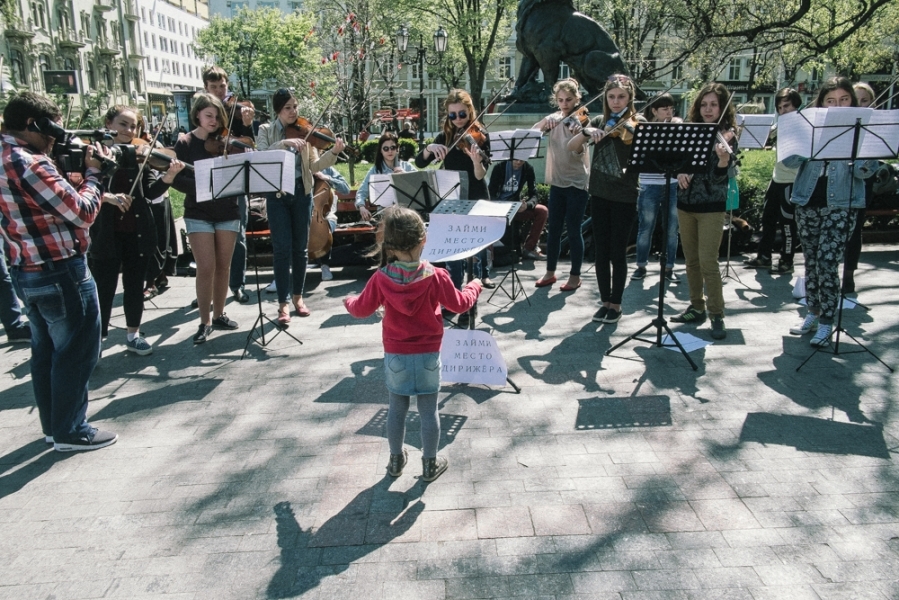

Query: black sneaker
<box><xmin>193</xmin><ymin>323</ymin><xmax>213</xmax><ymax>344</ymax></box>
<box><xmin>665</xmin><ymin>269</ymin><xmax>680</xmax><ymax>283</ymax></box>
<box><xmin>743</xmin><ymin>256</ymin><xmax>771</xmax><ymax>268</ymax></box>
<box><xmin>603</xmin><ymin>308</ymin><xmax>621</xmax><ymax>324</ymax></box>
<box><xmin>770</xmin><ymin>261</ymin><xmax>794</xmax><ymax>274</ymax></box>
<box><xmin>422</xmin><ymin>455</ymin><xmax>448</xmax><ymax>482</ymax></box>
<box><xmin>388</xmin><ymin>448</ymin><xmax>408</xmax><ymax>477</ymax></box>
<box><xmin>232</xmin><ymin>287</ymin><xmax>250</xmax><ymax>303</ymax></box>
<box><xmin>457</xmin><ymin>313</ymin><xmax>470</xmax><ymax>329</ymax></box>
<box><xmin>671</xmin><ymin>307</ymin><xmax>707</xmax><ymax>324</ymax></box>
<box><xmin>54</xmin><ymin>427</ymin><xmax>118</xmax><ymax>452</ymax></box>
<box><xmin>710</xmin><ymin>315</ymin><xmax>726</xmax><ymax>340</ymax></box>
<box><xmin>631</xmin><ymin>266</ymin><xmax>647</xmax><ymax>280</ymax></box>
<box><xmin>592</xmin><ymin>306</ymin><xmax>609</xmax><ymax>323</ymax></box>
<box><xmin>212</xmin><ymin>313</ymin><xmax>238</xmax><ymax>330</ymax></box>
<box><xmin>6</xmin><ymin>324</ymin><xmax>31</xmax><ymax>344</ymax></box>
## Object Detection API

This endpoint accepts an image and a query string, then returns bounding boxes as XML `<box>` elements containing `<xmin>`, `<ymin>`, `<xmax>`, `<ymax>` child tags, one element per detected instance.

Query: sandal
<box><xmin>142</xmin><ymin>286</ymin><xmax>157</xmax><ymax>301</ymax></box>
<box><xmin>277</xmin><ymin>307</ymin><xmax>291</xmax><ymax>328</ymax></box>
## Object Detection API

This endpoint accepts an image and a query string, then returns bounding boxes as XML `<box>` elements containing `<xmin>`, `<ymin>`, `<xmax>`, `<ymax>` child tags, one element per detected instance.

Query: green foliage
<box><xmin>194</xmin><ymin>8</ymin><xmax>321</xmax><ymax>99</ymax></box>
<box><xmin>398</xmin><ymin>138</ymin><xmax>417</xmax><ymax>161</ymax></box>
<box><xmin>736</xmin><ymin>149</ymin><xmax>775</xmax><ymax>225</ymax></box>
<box><xmin>169</xmin><ymin>189</ymin><xmax>185</xmax><ymax>220</ymax></box>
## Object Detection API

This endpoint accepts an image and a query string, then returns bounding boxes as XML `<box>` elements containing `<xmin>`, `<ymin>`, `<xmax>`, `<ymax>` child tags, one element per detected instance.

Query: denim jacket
<box><xmin>785</xmin><ymin>156</ymin><xmax>877</xmax><ymax>209</ymax></box>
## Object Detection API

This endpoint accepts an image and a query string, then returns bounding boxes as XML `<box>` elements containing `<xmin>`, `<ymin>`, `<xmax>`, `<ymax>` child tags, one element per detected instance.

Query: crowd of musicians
<box><xmin>0</xmin><ymin>65</ymin><xmax>889</xmax><ymax>451</ymax></box>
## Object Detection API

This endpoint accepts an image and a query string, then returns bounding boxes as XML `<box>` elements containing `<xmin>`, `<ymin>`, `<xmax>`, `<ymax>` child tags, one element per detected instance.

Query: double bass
<box><xmin>308</xmin><ymin>176</ymin><xmax>333</xmax><ymax>260</ymax></box>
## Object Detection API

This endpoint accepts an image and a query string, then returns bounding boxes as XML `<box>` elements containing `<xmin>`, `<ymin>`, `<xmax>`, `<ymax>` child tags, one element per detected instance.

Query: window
<box><xmin>152</xmin><ymin>34</ymin><xmax>156</xmax><ymax>49</ymax></box>
<box><xmin>158</xmin><ymin>13</ymin><xmax>165</xmax><ymax>28</ymax></box>
<box><xmin>144</xmin><ymin>31</ymin><xmax>149</xmax><ymax>45</ymax></box>
<box><xmin>39</xmin><ymin>55</ymin><xmax>51</xmax><ymax>75</ymax></box>
<box><xmin>64</xmin><ymin>57</ymin><xmax>75</xmax><ymax>70</ymax></box>
<box><xmin>57</xmin><ymin>7</ymin><xmax>70</xmax><ymax>31</ymax></box>
<box><xmin>411</xmin><ymin>62</ymin><xmax>420</xmax><ymax>80</ymax></box>
<box><xmin>81</xmin><ymin>12</ymin><xmax>91</xmax><ymax>37</ymax></box>
<box><xmin>168</xmin><ymin>17</ymin><xmax>175</xmax><ymax>32</ymax></box>
<box><xmin>103</xmin><ymin>64</ymin><xmax>112</xmax><ymax>89</ymax></box>
<box><xmin>231</xmin><ymin>2</ymin><xmax>248</xmax><ymax>15</ymax></box>
<box><xmin>154</xmin><ymin>57</ymin><xmax>159</xmax><ymax>71</ymax></box>
<box><xmin>141</xmin><ymin>7</ymin><xmax>146</xmax><ymax>22</ymax></box>
<box><xmin>178</xmin><ymin>22</ymin><xmax>182</xmax><ymax>35</ymax></box>
<box><xmin>11</xmin><ymin>50</ymin><xmax>28</xmax><ymax>85</ymax></box>
<box><xmin>87</xmin><ymin>61</ymin><xmax>96</xmax><ymax>88</ymax></box>
<box><xmin>132</xmin><ymin>68</ymin><xmax>141</xmax><ymax>92</ymax></box>
<box><xmin>173</xmin><ymin>62</ymin><xmax>180</xmax><ymax>76</ymax></box>
<box><xmin>672</xmin><ymin>63</ymin><xmax>683</xmax><ymax>81</ymax></box>
<box><xmin>728</xmin><ymin>58</ymin><xmax>742</xmax><ymax>81</ymax></box>
<box><xmin>558</xmin><ymin>63</ymin><xmax>570</xmax><ymax>80</ymax></box>
<box><xmin>181</xmin><ymin>42</ymin><xmax>185</xmax><ymax>56</ymax></box>
<box><xmin>498</xmin><ymin>56</ymin><xmax>512</xmax><ymax>79</ymax></box>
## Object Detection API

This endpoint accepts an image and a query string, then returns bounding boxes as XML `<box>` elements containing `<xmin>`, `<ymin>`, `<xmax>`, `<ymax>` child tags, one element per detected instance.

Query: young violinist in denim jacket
<box><xmin>783</xmin><ymin>77</ymin><xmax>878</xmax><ymax>347</ymax></box>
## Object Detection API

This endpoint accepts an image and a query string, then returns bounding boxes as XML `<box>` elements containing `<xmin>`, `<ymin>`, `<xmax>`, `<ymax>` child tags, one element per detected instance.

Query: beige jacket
<box><xmin>256</xmin><ymin>120</ymin><xmax>339</xmax><ymax>195</ymax></box>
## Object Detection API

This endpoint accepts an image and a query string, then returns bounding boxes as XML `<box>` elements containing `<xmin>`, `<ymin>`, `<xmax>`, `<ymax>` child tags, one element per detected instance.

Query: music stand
<box><xmin>369</xmin><ymin>170</ymin><xmax>462</xmax><ymax>215</ymax></box>
<box><xmin>605</xmin><ymin>122</ymin><xmax>720</xmax><ymax>371</ymax></box>
<box><xmin>782</xmin><ymin>109</ymin><xmax>898</xmax><ymax>372</ymax></box>
<box><xmin>199</xmin><ymin>151</ymin><xmax>303</xmax><ymax>358</ymax></box>
<box><xmin>486</xmin><ymin>129</ymin><xmax>544</xmax><ymax>305</ymax></box>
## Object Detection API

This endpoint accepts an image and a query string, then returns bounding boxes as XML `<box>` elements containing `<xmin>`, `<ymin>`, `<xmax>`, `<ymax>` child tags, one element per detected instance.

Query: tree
<box><xmin>395</xmin><ymin>0</ymin><xmax>517</xmax><ymax>110</ymax></box>
<box><xmin>194</xmin><ymin>8</ymin><xmax>321</xmax><ymax>100</ymax></box>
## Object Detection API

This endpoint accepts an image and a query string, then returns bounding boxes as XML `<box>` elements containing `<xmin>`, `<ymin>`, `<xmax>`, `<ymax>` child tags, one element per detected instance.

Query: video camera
<box><xmin>29</xmin><ymin>117</ymin><xmax>136</xmax><ymax>178</ymax></box>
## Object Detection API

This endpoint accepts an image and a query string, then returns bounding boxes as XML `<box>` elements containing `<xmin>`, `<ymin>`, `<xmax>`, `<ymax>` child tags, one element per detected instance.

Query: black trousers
<box><xmin>757</xmin><ymin>180</ymin><xmax>796</xmax><ymax>263</ymax></box>
<box><xmin>592</xmin><ymin>196</ymin><xmax>636</xmax><ymax>305</ymax></box>
<box><xmin>91</xmin><ymin>232</ymin><xmax>149</xmax><ymax>338</ymax></box>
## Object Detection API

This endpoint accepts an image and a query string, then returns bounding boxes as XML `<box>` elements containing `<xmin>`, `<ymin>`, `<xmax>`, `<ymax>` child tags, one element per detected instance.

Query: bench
<box><xmin>334</xmin><ymin>191</ymin><xmax>376</xmax><ymax>240</ymax></box>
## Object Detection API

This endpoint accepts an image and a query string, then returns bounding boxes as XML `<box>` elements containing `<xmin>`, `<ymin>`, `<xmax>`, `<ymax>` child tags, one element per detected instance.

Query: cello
<box><xmin>308</xmin><ymin>176</ymin><xmax>334</xmax><ymax>260</ymax></box>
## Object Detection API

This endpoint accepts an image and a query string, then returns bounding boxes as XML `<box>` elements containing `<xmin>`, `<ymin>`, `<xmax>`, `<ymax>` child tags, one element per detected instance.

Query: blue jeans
<box><xmin>267</xmin><ymin>184</ymin><xmax>312</xmax><ymax>304</ymax></box>
<box><xmin>547</xmin><ymin>185</ymin><xmax>589</xmax><ymax>275</ymax></box>
<box><xmin>635</xmin><ymin>183</ymin><xmax>679</xmax><ymax>269</ymax></box>
<box><xmin>229</xmin><ymin>195</ymin><xmax>248</xmax><ymax>292</ymax></box>
<box><xmin>445</xmin><ymin>250</ymin><xmax>488</xmax><ymax>290</ymax></box>
<box><xmin>10</xmin><ymin>255</ymin><xmax>100</xmax><ymax>440</ymax></box>
<box><xmin>0</xmin><ymin>255</ymin><xmax>27</xmax><ymax>333</ymax></box>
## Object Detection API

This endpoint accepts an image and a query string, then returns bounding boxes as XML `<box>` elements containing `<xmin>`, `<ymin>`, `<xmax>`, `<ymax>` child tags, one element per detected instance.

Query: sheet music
<box><xmin>815</xmin><ymin>108</ymin><xmax>872</xmax><ymax>159</ymax></box>
<box><xmin>736</xmin><ymin>114</ymin><xmax>775</xmax><ymax>149</ymax></box>
<box><xmin>196</xmin><ymin>150</ymin><xmax>294</xmax><ymax>202</ymax></box>
<box><xmin>422</xmin><ymin>213</ymin><xmax>507</xmax><ymax>262</ymax></box>
<box><xmin>369</xmin><ymin>174</ymin><xmax>395</xmax><ymax>208</ymax></box>
<box><xmin>776</xmin><ymin>110</ymin><xmax>815</xmax><ymax>162</ymax></box>
<box><xmin>859</xmin><ymin>109</ymin><xmax>899</xmax><ymax>158</ymax></box>
<box><xmin>468</xmin><ymin>200</ymin><xmax>521</xmax><ymax>223</ymax></box>
<box><xmin>434</xmin><ymin>170</ymin><xmax>463</xmax><ymax>200</ymax></box>
<box><xmin>489</xmin><ymin>129</ymin><xmax>543</xmax><ymax>161</ymax></box>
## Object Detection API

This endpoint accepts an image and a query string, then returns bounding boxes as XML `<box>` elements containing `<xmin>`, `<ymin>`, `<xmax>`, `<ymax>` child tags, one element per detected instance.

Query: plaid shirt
<box><xmin>0</xmin><ymin>133</ymin><xmax>104</xmax><ymax>267</ymax></box>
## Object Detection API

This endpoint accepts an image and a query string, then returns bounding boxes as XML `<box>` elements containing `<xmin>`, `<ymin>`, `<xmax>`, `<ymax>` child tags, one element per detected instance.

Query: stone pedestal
<box><xmin>483</xmin><ymin>109</ymin><xmax>551</xmax><ymax>185</ymax></box>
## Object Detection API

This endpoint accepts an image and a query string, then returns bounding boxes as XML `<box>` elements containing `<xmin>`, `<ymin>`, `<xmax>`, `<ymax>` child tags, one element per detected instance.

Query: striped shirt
<box><xmin>0</xmin><ymin>133</ymin><xmax>104</xmax><ymax>266</ymax></box>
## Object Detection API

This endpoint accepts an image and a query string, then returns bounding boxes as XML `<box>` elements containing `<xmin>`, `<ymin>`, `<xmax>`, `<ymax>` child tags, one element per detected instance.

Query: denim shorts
<box><xmin>384</xmin><ymin>352</ymin><xmax>441</xmax><ymax>396</ymax></box>
<box><xmin>184</xmin><ymin>218</ymin><xmax>241</xmax><ymax>234</ymax></box>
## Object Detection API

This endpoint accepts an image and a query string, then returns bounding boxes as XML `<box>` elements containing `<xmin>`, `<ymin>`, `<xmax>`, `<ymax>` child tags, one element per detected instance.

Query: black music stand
<box><xmin>788</xmin><ymin>112</ymin><xmax>897</xmax><ymax>373</ymax></box>
<box><xmin>369</xmin><ymin>170</ymin><xmax>462</xmax><ymax>215</ymax></box>
<box><xmin>486</xmin><ymin>129</ymin><xmax>543</xmax><ymax>305</ymax></box>
<box><xmin>606</xmin><ymin>122</ymin><xmax>720</xmax><ymax>371</ymax></box>
<box><xmin>202</xmin><ymin>153</ymin><xmax>304</xmax><ymax>358</ymax></box>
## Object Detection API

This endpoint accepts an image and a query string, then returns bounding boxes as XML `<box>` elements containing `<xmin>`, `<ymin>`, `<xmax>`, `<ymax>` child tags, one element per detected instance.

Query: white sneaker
<box><xmin>321</xmin><ymin>264</ymin><xmax>333</xmax><ymax>281</ymax></box>
<box><xmin>264</xmin><ymin>281</ymin><xmax>277</xmax><ymax>293</ymax></box>
<box><xmin>789</xmin><ymin>314</ymin><xmax>819</xmax><ymax>335</ymax></box>
<box><xmin>810</xmin><ymin>324</ymin><xmax>833</xmax><ymax>347</ymax></box>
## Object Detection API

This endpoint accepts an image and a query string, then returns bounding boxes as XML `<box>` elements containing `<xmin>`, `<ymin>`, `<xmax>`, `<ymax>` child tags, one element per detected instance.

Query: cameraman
<box><xmin>0</xmin><ymin>91</ymin><xmax>118</xmax><ymax>452</ymax></box>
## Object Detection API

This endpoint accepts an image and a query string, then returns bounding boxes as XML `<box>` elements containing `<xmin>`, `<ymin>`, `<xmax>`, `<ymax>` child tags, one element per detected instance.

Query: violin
<box><xmin>204</xmin><ymin>127</ymin><xmax>255</xmax><ymax>156</ymax></box>
<box><xmin>135</xmin><ymin>144</ymin><xmax>194</xmax><ymax>172</ymax></box>
<box><xmin>455</xmin><ymin>126</ymin><xmax>491</xmax><ymax>165</ymax></box>
<box><xmin>562</xmin><ymin>106</ymin><xmax>590</xmax><ymax>128</ymax></box>
<box><xmin>225</xmin><ymin>96</ymin><xmax>270</xmax><ymax>121</ymax></box>
<box><xmin>604</xmin><ymin>113</ymin><xmax>640</xmax><ymax>145</ymax></box>
<box><xmin>285</xmin><ymin>117</ymin><xmax>339</xmax><ymax>151</ymax></box>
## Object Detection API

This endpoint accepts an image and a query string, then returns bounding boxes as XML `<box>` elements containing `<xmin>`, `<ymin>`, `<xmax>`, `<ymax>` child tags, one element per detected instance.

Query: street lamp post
<box><xmin>396</xmin><ymin>25</ymin><xmax>448</xmax><ymax>148</ymax></box>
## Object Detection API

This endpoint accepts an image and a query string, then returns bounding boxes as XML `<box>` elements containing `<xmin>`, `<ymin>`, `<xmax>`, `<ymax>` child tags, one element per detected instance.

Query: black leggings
<box><xmin>592</xmin><ymin>196</ymin><xmax>636</xmax><ymax>305</ymax></box>
<box><xmin>91</xmin><ymin>232</ymin><xmax>149</xmax><ymax>337</ymax></box>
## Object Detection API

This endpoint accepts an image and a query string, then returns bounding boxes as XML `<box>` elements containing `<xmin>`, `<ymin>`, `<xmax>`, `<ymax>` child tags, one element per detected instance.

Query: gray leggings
<box><xmin>388</xmin><ymin>392</ymin><xmax>440</xmax><ymax>459</ymax></box>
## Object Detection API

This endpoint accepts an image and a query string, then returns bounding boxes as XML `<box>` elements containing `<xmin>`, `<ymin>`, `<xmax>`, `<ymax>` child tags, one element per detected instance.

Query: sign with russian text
<box><xmin>440</xmin><ymin>329</ymin><xmax>508</xmax><ymax>387</ymax></box>
<box><xmin>423</xmin><ymin>213</ymin><xmax>506</xmax><ymax>262</ymax></box>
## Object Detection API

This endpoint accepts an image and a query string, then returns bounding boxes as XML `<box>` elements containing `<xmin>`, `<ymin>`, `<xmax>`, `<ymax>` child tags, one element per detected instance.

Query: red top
<box><xmin>344</xmin><ymin>261</ymin><xmax>481</xmax><ymax>354</ymax></box>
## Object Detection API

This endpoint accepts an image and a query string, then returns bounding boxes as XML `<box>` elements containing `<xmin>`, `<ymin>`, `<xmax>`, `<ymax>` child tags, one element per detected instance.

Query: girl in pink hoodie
<box><xmin>345</xmin><ymin>207</ymin><xmax>482</xmax><ymax>481</ymax></box>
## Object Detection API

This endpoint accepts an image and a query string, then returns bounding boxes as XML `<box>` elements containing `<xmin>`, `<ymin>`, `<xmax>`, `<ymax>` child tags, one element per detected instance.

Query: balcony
<box><xmin>95</xmin><ymin>38</ymin><xmax>121</xmax><ymax>56</ymax></box>
<box><xmin>93</xmin><ymin>0</ymin><xmax>115</xmax><ymax>13</ymax></box>
<box><xmin>128</xmin><ymin>42</ymin><xmax>147</xmax><ymax>60</ymax></box>
<box><xmin>58</xmin><ymin>28</ymin><xmax>87</xmax><ymax>48</ymax></box>
<box><xmin>123</xmin><ymin>0</ymin><xmax>139</xmax><ymax>21</ymax></box>
<box><xmin>4</xmin><ymin>18</ymin><xmax>36</xmax><ymax>40</ymax></box>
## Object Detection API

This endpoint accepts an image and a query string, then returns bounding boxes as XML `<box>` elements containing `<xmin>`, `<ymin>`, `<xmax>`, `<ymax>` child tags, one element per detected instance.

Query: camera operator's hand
<box><xmin>103</xmin><ymin>193</ymin><xmax>133</xmax><ymax>213</ymax></box>
<box><xmin>84</xmin><ymin>143</ymin><xmax>112</xmax><ymax>170</ymax></box>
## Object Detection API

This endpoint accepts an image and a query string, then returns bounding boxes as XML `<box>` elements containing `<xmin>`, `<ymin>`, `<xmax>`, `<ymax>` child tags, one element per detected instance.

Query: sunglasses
<box><xmin>381</xmin><ymin>145</ymin><xmax>398</xmax><ymax>151</ymax></box>
<box><xmin>447</xmin><ymin>110</ymin><xmax>468</xmax><ymax>120</ymax></box>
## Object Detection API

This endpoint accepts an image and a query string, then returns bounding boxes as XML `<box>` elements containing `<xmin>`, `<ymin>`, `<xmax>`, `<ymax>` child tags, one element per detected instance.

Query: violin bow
<box><xmin>127</xmin><ymin>119</ymin><xmax>167</xmax><ymax>198</ymax></box>
<box><xmin>592</xmin><ymin>77</ymin><xmax>688</xmax><ymax>142</ymax></box>
<box><xmin>715</xmin><ymin>90</ymin><xmax>737</xmax><ymax>155</ymax></box>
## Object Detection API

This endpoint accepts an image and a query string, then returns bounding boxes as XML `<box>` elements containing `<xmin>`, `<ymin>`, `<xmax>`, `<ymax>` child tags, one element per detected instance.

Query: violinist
<box><xmin>415</xmin><ymin>89</ymin><xmax>493</xmax><ymax>307</ymax></box>
<box><xmin>633</xmin><ymin>92</ymin><xmax>682</xmax><ymax>284</ymax></box>
<box><xmin>256</xmin><ymin>88</ymin><xmax>345</xmax><ymax>326</ymax></box>
<box><xmin>531</xmin><ymin>78</ymin><xmax>591</xmax><ymax>291</ymax></box>
<box><xmin>670</xmin><ymin>82</ymin><xmax>738</xmax><ymax>341</ymax></box>
<box><xmin>569</xmin><ymin>74</ymin><xmax>645</xmax><ymax>323</ymax></box>
<box><xmin>88</xmin><ymin>105</ymin><xmax>185</xmax><ymax>355</ymax></box>
<box><xmin>172</xmin><ymin>93</ymin><xmax>242</xmax><ymax>344</ymax></box>
<box><xmin>203</xmin><ymin>66</ymin><xmax>255</xmax><ymax>304</ymax></box>
<box><xmin>355</xmin><ymin>132</ymin><xmax>418</xmax><ymax>221</ymax></box>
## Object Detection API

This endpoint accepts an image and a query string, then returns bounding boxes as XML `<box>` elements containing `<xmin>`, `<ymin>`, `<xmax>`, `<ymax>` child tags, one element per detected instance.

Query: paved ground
<box><xmin>1</xmin><ymin>245</ymin><xmax>898</xmax><ymax>600</ymax></box>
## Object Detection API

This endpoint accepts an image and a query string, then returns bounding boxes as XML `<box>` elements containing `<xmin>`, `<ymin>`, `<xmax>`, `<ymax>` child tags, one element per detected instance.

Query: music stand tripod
<box><xmin>201</xmin><ymin>157</ymin><xmax>304</xmax><ymax>359</ymax></box>
<box><xmin>606</xmin><ymin>122</ymin><xmax>721</xmax><ymax>371</ymax></box>
<box><xmin>795</xmin><ymin>116</ymin><xmax>894</xmax><ymax>373</ymax></box>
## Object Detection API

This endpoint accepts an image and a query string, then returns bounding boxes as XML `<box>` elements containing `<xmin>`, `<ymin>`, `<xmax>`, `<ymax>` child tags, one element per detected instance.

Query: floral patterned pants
<box><xmin>796</xmin><ymin>205</ymin><xmax>857</xmax><ymax>324</ymax></box>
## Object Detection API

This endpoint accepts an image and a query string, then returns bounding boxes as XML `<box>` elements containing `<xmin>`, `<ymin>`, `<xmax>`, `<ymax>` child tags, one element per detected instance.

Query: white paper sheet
<box><xmin>489</xmin><ymin>129</ymin><xmax>543</xmax><ymax>161</ymax></box>
<box><xmin>661</xmin><ymin>332</ymin><xmax>711</xmax><ymax>353</ymax></box>
<box><xmin>468</xmin><ymin>200</ymin><xmax>521</xmax><ymax>223</ymax></box>
<box><xmin>423</xmin><ymin>213</ymin><xmax>507</xmax><ymax>262</ymax></box>
<box><xmin>440</xmin><ymin>329</ymin><xmax>508</xmax><ymax>386</ymax></box>
<box><xmin>776</xmin><ymin>107</ymin><xmax>898</xmax><ymax>161</ymax></box>
<box><xmin>736</xmin><ymin>114</ymin><xmax>775</xmax><ymax>149</ymax></box>
<box><xmin>195</xmin><ymin>150</ymin><xmax>294</xmax><ymax>202</ymax></box>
